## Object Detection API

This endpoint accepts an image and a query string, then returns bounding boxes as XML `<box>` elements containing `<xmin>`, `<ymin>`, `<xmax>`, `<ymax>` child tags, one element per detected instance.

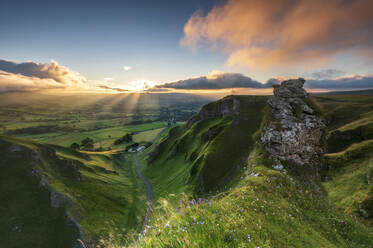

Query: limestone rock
<box><xmin>261</xmin><ymin>78</ymin><xmax>325</xmax><ymax>178</ymax></box>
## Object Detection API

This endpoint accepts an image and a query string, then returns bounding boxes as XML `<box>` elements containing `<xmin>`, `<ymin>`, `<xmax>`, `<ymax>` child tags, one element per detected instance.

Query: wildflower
<box><xmin>165</xmin><ymin>221</ymin><xmax>170</xmax><ymax>228</ymax></box>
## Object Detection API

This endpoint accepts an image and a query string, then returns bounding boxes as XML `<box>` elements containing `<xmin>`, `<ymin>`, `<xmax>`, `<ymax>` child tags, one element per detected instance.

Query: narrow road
<box><xmin>134</xmin><ymin>126</ymin><xmax>170</xmax><ymax>242</ymax></box>
<box><xmin>134</xmin><ymin>152</ymin><xmax>153</xmax><ymax>240</ymax></box>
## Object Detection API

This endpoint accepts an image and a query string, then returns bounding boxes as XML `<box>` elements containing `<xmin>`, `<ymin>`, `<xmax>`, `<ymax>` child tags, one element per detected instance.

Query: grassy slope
<box><xmin>311</xmin><ymin>95</ymin><xmax>373</xmax><ymax>225</ymax></box>
<box><xmin>140</xmin><ymin>96</ymin><xmax>269</xmax><ymax>200</ymax></box>
<box><xmin>0</xmin><ymin>135</ymin><xmax>146</xmax><ymax>246</ymax></box>
<box><xmin>139</xmin><ymin>147</ymin><xmax>373</xmax><ymax>248</ymax></box>
<box><xmin>135</xmin><ymin>94</ymin><xmax>373</xmax><ymax>248</ymax></box>
<box><xmin>0</xmin><ymin>138</ymin><xmax>78</xmax><ymax>248</ymax></box>
<box><xmin>311</xmin><ymin>95</ymin><xmax>373</xmax><ymax>152</ymax></box>
<box><xmin>322</xmin><ymin>140</ymin><xmax>373</xmax><ymax>225</ymax></box>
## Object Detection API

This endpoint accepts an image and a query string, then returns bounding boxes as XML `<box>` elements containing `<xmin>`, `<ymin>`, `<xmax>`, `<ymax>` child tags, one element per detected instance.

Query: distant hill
<box><xmin>313</xmin><ymin>89</ymin><xmax>373</xmax><ymax>95</ymax></box>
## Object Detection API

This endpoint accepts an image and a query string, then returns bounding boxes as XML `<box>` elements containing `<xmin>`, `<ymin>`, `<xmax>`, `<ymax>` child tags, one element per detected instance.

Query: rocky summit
<box><xmin>261</xmin><ymin>78</ymin><xmax>325</xmax><ymax>178</ymax></box>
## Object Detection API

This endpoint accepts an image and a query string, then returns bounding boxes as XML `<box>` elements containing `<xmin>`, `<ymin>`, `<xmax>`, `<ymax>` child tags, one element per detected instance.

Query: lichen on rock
<box><xmin>261</xmin><ymin>78</ymin><xmax>325</xmax><ymax>178</ymax></box>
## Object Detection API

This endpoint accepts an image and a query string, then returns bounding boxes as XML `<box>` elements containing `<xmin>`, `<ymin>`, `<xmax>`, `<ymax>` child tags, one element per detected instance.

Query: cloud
<box><xmin>98</xmin><ymin>85</ymin><xmax>129</xmax><ymax>92</ymax></box>
<box><xmin>304</xmin><ymin>69</ymin><xmax>346</xmax><ymax>80</ymax></box>
<box><xmin>268</xmin><ymin>74</ymin><xmax>373</xmax><ymax>89</ymax></box>
<box><xmin>156</xmin><ymin>70</ymin><xmax>373</xmax><ymax>91</ymax></box>
<box><xmin>306</xmin><ymin>74</ymin><xmax>373</xmax><ymax>89</ymax></box>
<box><xmin>0</xmin><ymin>59</ymin><xmax>90</xmax><ymax>92</ymax></box>
<box><xmin>123</xmin><ymin>66</ymin><xmax>132</xmax><ymax>71</ymax></box>
<box><xmin>158</xmin><ymin>71</ymin><xmax>267</xmax><ymax>89</ymax></box>
<box><xmin>0</xmin><ymin>70</ymin><xmax>66</xmax><ymax>92</ymax></box>
<box><xmin>181</xmin><ymin>0</ymin><xmax>373</xmax><ymax>69</ymax></box>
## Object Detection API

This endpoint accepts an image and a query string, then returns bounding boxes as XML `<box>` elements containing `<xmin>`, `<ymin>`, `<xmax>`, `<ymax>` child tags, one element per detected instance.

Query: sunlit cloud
<box><xmin>123</xmin><ymin>66</ymin><xmax>132</xmax><ymax>71</ymax></box>
<box><xmin>181</xmin><ymin>0</ymin><xmax>373</xmax><ymax>70</ymax></box>
<box><xmin>126</xmin><ymin>80</ymin><xmax>155</xmax><ymax>91</ymax></box>
<box><xmin>104</xmin><ymin>77</ymin><xmax>114</xmax><ymax>81</ymax></box>
<box><xmin>0</xmin><ymin>59</ymin><xmax>93</xmax><ymax>92</ymax></box>
<box><xmin>157</xmin><ymin>71</ymin><xmax>267</xmax><ymax>89</ymax></box>
<box><xmin>156</xmin><ymin>71</ymin><xmax>373</xmax><ymax>91</ymax></box>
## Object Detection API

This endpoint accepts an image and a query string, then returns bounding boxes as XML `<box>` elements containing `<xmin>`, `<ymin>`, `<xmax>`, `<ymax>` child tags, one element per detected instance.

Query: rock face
<box><xmin>187</xmin><ymin>96</ymin><xmax>240</xmax><ymax>127</ymax></box>
<box><xmin>261</xmin><ymin>78</ymin><xmax>325</xmax><ymax>177</ymax></box>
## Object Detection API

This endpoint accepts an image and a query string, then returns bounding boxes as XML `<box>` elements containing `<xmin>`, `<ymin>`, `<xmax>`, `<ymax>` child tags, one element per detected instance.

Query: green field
<box><xmin>16</xmin><ymin>121</ymin><xmax>168</xmax><ymax>149</ymax></box>
<box><xmin>133</xmin><ymin>127</ymin><xmax>165</xmax><ymax>143</ymax></box>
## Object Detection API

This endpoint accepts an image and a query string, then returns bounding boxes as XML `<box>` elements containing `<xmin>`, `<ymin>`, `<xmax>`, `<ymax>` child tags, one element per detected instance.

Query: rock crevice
<box><xmin>261</xmin><ymin>78</ymin><xmax>325</xmax><ymax>177</ymax></box>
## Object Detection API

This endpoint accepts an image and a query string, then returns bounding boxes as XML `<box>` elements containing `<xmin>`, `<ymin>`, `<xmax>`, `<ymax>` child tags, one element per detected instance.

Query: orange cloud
<box><xmin>0</xmin><ymin>59</ymin><xmax>94</xmax><ymax>92</ymax></box>
<box><xmin>181</xmin><ymin>0</ymin><xmax>373</xmax><ymax>69</ymax></box>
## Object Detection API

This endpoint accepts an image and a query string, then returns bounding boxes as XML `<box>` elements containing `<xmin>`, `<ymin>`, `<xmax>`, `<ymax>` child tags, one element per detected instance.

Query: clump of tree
<box><xmin>70</xmin><ymin>142</ymin><xmax>80</xmax><ymax>150</ymax></box>
<box><xmin>114</xmin><ymin>133</ymin><xmax>133</xmax><ymax>145</ymax></box>
<box><xmin>81</xmin><ymin>137</ymin><xmax>94</xmax><ymax>149</ymax></box>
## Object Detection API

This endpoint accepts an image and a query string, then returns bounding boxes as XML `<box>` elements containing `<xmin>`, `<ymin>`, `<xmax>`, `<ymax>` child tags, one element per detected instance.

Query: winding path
<box><xmin>134</xmin><ymin>126</ymin><xmax>170</xmax><ymax>241</ymax></box>
<box><xmin>134</xmin><ymin>152</ymin><xmax>153</xmax><ymax>239</ymax></box>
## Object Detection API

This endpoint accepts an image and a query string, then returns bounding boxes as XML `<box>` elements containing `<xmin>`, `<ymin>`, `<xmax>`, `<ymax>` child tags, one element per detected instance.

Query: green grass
<box><xmin>0</xmin><ymin>137</ymin><xmax>79</xmax><ymax>248</ymax></box>
<box><xmin>2</xmin><ymin>92</ymin><xmax>373</xmax><ymax>247</ymax></box>
<box><xmin>133</xmin><ymin>127</ymin><xmax>165</xmax><ymax>143</ymax></box>
<box><xmin>310</xmin><ymin>95</ymin><xmax>373</xmax><ymax>153</ymax></box>
<box><xmin>0</xmin><ymin>135</ymin><xmax>147</xmax><ymax>246</ymax></box>
<box><xmin>322</xmin><ymin>140</ymin><xmax>373</xmax><ymax>226</ymax></box>
<box><xmin>131</xmin><ymin>94</ymin><xmax>373</xmax><ymax>248</ymax></box>
<box><xmin>16</xmin><ymin>121</ymin><xmax>167</xmax><ymax>149</ymax></box>
<box><xmin>311</xmin><ymin>95</ymin><xmax>373</xmax><ymax>131</ymax></box>
<box><xmin>138</xmin><ymin>147</ymin><xmax>373</xmax><ymax>248</ymax></box>
<box><xmin>140</xmin><ymin>96</ymin><xmax>269</xmax><ymax>200</ymax></box>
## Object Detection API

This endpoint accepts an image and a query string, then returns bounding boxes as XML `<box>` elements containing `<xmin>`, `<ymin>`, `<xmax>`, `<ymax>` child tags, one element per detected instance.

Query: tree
<box><xmin>70</xmin><ymin>142</ymin><xmax>80</xmax><ymax>150</ymax></box>
<box><xmin>113</xmin><ymin>133</ymin><xmax>133</xmax><ymax>145</ymax></box>
<box><xmin>81</xmin><ymin>137</ymin><xmax>94</xmax><ymax>149</ymax></box>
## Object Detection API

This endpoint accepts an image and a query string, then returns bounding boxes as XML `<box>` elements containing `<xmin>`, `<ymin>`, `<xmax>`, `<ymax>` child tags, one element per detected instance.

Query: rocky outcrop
<box><xmin>261</xmin><ymin>78</ymin><xmax>325</xmax><ymax>178</ymax></box>
<box><xmin>187</xmin><ymin>96</ymin><xmax>240</xmax><ymax>126</ymax></box>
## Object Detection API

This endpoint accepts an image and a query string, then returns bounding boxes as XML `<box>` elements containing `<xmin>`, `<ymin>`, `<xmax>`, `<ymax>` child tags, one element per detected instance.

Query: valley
<box><xmin>3</xmin><ymin>1</ymin><xmax>373</xmax><ymax>247</ymax></box>
<box><xmin>0</xmin><ymin>86</ymin><xmax>373</xmax><ymax>247</ymax></box>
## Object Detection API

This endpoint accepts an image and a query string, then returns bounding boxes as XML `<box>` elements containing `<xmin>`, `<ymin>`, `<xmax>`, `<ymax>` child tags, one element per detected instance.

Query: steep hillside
<box><xmin>311</xmin><ymin>94</ymin><xmax>373</xmax><ymax>152</ymax></box>
<box><xmin>141</xmin><ymin>95</ymin><xmax>269</xmax><ymax>199</ymax></box>
<box><xmin>0</xmin><ymin>135</ymin><xmax>146</xmax><ymax>247</ymax></box>
<box><xmin>136</xmin><ymin>80</ymin><xmax>373</xmax><ymax>247</ymax></box>
<box><xmin>322</xmin><ymin>140</ymin><xmax>373</xmax><ymax>226</ymax></box>
<box><xmin>311</xmin><ymin>94</ymin><xmax>373</xmax><ymax>225</ymax></box>
<box><xmin>138</xmin><ymin>148</ymin><xmax>373</xmax><ymax>247</ymax></box>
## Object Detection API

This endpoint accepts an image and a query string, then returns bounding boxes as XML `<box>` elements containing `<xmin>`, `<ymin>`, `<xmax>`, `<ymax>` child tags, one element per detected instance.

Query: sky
<box><xmin>0</xmin><ymin>0</ymin><xmax>373</xmax><ymax>93</ymax></box>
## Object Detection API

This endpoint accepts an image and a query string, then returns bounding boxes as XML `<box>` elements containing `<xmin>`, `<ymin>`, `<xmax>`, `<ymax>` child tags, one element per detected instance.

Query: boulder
<box><xmin>261</xmin><ymin>78</ymin><xmax>325</xmax><ymax>178</ymax></box>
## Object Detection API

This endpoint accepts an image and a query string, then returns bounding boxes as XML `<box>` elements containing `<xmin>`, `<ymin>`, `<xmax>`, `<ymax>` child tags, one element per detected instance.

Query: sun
<box><xmin>126</xmin><ymin>80</ymin><xmax>155</xmax><ymax>92</ymax></box>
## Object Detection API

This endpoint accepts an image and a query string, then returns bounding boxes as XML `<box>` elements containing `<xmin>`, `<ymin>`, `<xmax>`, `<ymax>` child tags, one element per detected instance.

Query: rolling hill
<box><xmin>1</xmin><ymin>80</ymin><xmax>373</xmax><ymax>247</ymax></box>
<box><xmin>136</xmin><ymin>81</ymin><xmax>373</xmax><ymax>247</ymax></box>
